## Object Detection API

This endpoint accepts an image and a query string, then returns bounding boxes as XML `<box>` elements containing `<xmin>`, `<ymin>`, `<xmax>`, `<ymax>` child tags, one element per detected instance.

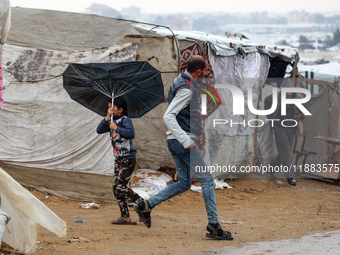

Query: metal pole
<box><xmin>111</xmin><ymin>92</ymin><xmax>114</xmax><ymax>122</ymax></box>
<box><xmin>110</xmin><ymin>92</ymin><xmax>114</xmax><ymax>138</ymax></box>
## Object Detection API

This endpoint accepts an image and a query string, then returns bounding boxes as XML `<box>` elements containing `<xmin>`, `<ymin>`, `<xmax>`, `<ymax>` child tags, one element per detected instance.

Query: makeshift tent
<box><xmin>0</xmin><ymin>7</ymin><xmax>300</xmax><ymax>200</ymax></box>
<box><xmin>149</xmin><ymin>27</ymin><xmax>299</xmax><ymax>178</ymax></box>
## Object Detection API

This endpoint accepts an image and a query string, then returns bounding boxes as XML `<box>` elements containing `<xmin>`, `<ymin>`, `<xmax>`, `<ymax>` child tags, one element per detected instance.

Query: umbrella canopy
<box><xmin>63</xmin><ymin>61</ymin><xmax>164</xmax><ymax>118</ymax></box>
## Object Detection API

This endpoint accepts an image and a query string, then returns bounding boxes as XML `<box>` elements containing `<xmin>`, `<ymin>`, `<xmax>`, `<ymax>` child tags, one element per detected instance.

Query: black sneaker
<box><xmin>206</xmin><ymin>223</ymin><xmax>233</xmax><ymax>240</ymax></box>
<box><xmin>133</xmin><ymin>200</ymin><xmax>152</xmax><ymax>228</ymax></box>
<box><xmin>287</xmin><ymin>178</ymin><xmax>297</xmax><ymax>186</ymax></box>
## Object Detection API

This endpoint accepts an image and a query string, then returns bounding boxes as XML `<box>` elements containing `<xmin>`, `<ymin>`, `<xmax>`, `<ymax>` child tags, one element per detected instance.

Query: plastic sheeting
<box><xmin>149</xmin><ymin>26</ymin><xmax>299</xmax><ymax>63</ymax></box>
<box><xmin>6</xmin><ymin>8</ymin><xmax>139</xmax><ymax>51</ymax></box>
<box><xmin>0</xmin><ymin>208</ymin><xmax>10</xmax><ymax>245</ymax></box>
<box><xmin>0</xmin><ymin>58</ymin><xmax>3</xmax><ymax>110</ymax></box>
<box><xmin>256</xmin><ymin>123</ymin><xmax>278</xmax><ymax>166</ymax></box>
<box><xmin>206</xmin><ymin>50</ymin><xmax>270</xmax><ymax>136</ymax></box>
<box><xmin>255</xmin><ymin>84</ymin><xmax>281</xmax><ymax>166</ymax></box>
<box><xmin>0</xmin><ymin>167</ymin><xmax>66</xmax><ymax>254</ymax></box>
<box><xmin>0</xmin><ymin>0</ymin><xmax>10</xmax><ymax>45</ymax></box>
<box><xmin>0</xmin><ymin>0</ymin><xmax>11</xmax><ymax>110</ymax></box>
<box><xmin>4</xmin><ymin>42</ymin><xmax>139</xmax><ymax>83</ymax></box>
<box><xmin>329</xmin><ymin>85</ymin><xmax>340</xmax><ymax>163</ymax></box>
<box><xmin>130</xmin><ymin>169</ymin><xmax>173</xmax><ymax>199</ymax></box>
<box><xmin>204</xmin><ymin>49</ymin><xmax>270</xmax><ymax>174</ymax></box>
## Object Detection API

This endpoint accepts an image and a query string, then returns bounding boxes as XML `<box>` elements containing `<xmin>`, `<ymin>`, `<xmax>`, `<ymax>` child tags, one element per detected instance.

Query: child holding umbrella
<box><xmin>97</xmin><ymin>97</ymin><xmax>143</xmax><ymax>225</ymax></box>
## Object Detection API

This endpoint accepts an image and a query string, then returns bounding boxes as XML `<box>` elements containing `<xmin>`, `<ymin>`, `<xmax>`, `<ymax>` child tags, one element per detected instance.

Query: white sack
<box><xmin>130</xmin><ymin>169</ymin><xmax>173</xmax><ymax>199</ymax></box>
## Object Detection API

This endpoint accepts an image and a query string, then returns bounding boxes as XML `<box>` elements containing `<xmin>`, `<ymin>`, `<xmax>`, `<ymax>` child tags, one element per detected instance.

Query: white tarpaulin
<box><xmin>0</xmin><ymin>208</ymin><xmax>10</xmax><ymax>246</ymax></box>
<box><xmin>0</xmin><ymin>0</ymin><xmax>10</xmax><ymax>45</ymax></box>
<box><xmin>206</xmin><ymin>50</ymin><xmax>270</xmax><ymax>136</ymax></box>
<box><xmin>0</xmin><ymin>0</ymin><xmax>11</xmax><ymax>110</ymax></box>
<box><xmin>0</xmin><ymin>167</ymin><xmax>66</xmax><ymax>254</ymax></box>
<box><xmin>204</xmin><ymin>50</ymin><xmax>270</xmax><ymax>174</ymax></box>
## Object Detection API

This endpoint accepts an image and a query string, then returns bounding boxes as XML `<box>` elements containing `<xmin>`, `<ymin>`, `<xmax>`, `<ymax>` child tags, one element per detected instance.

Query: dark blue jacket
<box><xmin>97</xmin><ymin>115</ymin><xmax>137</xmax><ymax>159</ymax></box>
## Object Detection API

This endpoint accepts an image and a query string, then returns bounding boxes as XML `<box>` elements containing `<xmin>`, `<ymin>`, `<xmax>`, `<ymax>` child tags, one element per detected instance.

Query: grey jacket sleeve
<box><xmin>163</xmin><ymin>88</ymin><xmax>194</xmax><ymax>148</ymax></box>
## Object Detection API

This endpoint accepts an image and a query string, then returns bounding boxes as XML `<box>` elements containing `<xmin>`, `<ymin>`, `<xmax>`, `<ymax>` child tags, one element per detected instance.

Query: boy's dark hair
<box><xmin>114</xmin><ymin>97</ymin><xmax>128</xmax><ymax>115</ymax></box>
<box><xmin>187</xmin><ymin>56</ymin><xmax>206</xmax><ymax>73</ymax></box>
<box><xmin>108</xmin><ymin>97</ymin><xmax>128</xmax><ymax>115</ymax></box>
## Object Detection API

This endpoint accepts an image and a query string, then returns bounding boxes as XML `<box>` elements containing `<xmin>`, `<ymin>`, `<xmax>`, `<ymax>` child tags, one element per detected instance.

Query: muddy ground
<box><xmin>1</xmin><ymin>177</ymin><xmax>340</xmax><ymax>255</ymax></box>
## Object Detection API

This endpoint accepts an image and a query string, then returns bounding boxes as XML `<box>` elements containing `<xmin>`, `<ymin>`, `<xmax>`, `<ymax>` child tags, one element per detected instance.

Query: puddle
<box><xmin>193</xmin><ymin>229</ymin><xmax>340</xmax><ymax>255</ymax></box>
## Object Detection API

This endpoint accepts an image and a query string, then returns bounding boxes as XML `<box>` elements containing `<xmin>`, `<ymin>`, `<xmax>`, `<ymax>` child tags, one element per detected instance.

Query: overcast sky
<box><xmin>10</xmin><ymin>0</ymin><xmax>340</xmax><ymax>14</ymax></box>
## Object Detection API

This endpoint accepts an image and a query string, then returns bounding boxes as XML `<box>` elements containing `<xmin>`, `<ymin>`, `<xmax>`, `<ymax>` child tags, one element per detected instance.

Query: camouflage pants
<box><xmin>113</xmin><ymin>157</ymin><xmax>143</xmax><ymax>218</ymax></box>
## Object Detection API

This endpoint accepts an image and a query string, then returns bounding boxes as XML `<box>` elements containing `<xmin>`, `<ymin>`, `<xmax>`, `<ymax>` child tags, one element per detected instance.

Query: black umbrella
<box><xmin>63</xmin><ymin>61</ymin><xmax>164</xmax><ymax>118</ymax></box>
